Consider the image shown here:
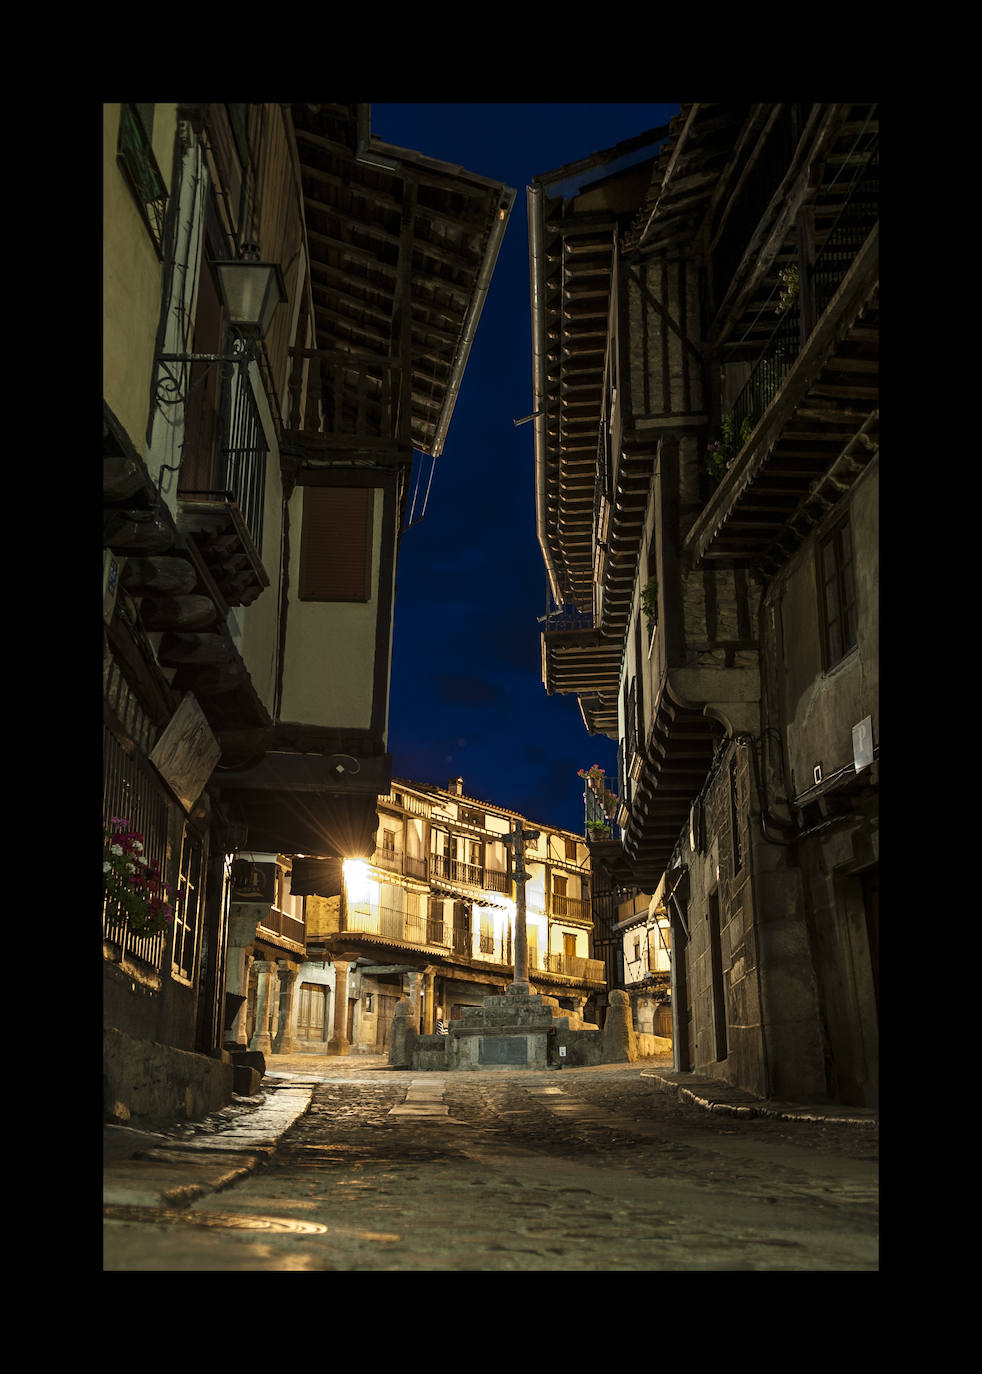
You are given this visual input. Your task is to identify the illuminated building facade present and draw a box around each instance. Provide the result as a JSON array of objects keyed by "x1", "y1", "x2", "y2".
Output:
[{"x1": 284, "y1": 777, "x2": 605, "y2": 1054}]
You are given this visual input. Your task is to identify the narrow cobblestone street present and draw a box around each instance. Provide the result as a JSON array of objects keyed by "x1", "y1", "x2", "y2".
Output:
[{"x1": 103, "y1": 1055, "x2": 877, "y2": 1271}]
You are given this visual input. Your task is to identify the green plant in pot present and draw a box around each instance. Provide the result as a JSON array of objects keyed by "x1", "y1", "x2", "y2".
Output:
[{"x1": 777, "y1": 263, "x2": 799, "y2": 313}]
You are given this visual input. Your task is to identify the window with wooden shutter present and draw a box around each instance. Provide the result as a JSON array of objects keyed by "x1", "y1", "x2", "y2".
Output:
[
  {"x1": 818, "y1": 515, "x2": 859, "y2": 669},
  {"x1": 299, "y1": 486, "x2": 375, "y2": 602}
]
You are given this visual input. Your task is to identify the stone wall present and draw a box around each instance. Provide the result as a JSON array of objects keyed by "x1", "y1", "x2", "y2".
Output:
[{"x1": 104, "y1": 1026, "x2": 234, "y2": 1130}]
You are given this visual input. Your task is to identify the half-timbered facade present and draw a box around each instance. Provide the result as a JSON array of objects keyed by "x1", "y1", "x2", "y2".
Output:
[
  {"x1": 103, "y1": 102, "x2": 513, "y2": 1123},
  {"x1": 531, "y1": 103, "x2": 878, "y2": 1107}
]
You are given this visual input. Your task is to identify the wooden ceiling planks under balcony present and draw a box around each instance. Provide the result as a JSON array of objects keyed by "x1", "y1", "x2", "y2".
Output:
[
  {"x1": 686, "y1": 230, "x2": 878, "y2": 571},
  {"x1": 714, "y1": 103, "x2": 878, "y2": 355},
  {"x1": 621, "y1": 695, "x2": 725, "y2": 879},
  {"x1": 289, "y1": 104, "x2": 513, "y2": 461}
]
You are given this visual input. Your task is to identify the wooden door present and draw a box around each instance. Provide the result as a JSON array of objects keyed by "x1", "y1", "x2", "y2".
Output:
[
  {"x1": 375, "y1": 993, "x2": 399, "y2": 1050},
  {"x1": 297, "y1": 983, "x2": 327, "y2": 1041}
]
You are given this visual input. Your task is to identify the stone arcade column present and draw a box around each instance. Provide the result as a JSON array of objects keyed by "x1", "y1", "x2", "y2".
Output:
[
  {"x1": 225, "y1": 910, "x2": 261, "y2": 1048},
  {"x1": 423, "y1": 967, "x2": 437, "y2": 1034},
  {"x1": 328, "y1": 959, "x2": 351, "y2": 1055},
  {"x1": 249, "y1": 960, "x2": 277, "y2": 1055},
  {"x1": 225, "y1": 951, "x2": 254, "y2": 1048},
  {"x1": 274, "y1": 961, "x2": 299, "y2": 1054}
]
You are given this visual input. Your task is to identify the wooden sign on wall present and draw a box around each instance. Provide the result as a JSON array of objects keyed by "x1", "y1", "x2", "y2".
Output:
[{"x1": 150, "y1": 692, "x2": 221, "y2": 812}]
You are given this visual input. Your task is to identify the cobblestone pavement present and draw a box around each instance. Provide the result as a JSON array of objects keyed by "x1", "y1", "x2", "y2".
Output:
[{"x1": 103, "y1": 1055, "x2": 877, "y2": 1271}]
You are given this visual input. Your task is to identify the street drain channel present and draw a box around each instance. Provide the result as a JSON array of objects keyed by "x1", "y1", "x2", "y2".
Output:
[{"x1": 104, "y1": 1204, "x2": 328, "y2": 1234}]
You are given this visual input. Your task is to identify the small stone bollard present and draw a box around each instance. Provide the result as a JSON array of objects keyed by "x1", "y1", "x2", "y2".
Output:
[
  {"x1": 387, "y1": 996, "x2": 418, "y2": 1069},
  {"x1": 601, "y1": 988, "x2": 638, "y2": 1063}
]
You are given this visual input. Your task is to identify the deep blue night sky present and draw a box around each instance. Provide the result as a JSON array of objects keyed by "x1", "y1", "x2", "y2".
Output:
[{"x1": 370, "y1": 103, "x2": 681, "y2": 834}]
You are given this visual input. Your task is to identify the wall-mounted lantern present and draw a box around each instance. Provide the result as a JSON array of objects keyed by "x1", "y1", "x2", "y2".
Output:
[{"x1": 155, "y1": 243, "x2": 286, "y2": 406}]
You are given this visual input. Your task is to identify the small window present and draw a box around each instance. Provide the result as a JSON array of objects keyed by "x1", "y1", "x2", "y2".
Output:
[
  {"x1": 299, "y1": 486, "x2": 375, "y2": 602},
  {"x1": 116, "y1": 103, "x2": 168, "y2": 256},
  {"x1": 818, "y1": 515, "x2": 858, "y2": 668},
  {"x1": 564, "y1": 836, "x2": 577, "y2": 860},
  {"x1": 172, "y1": 823, "x2": 204, "y2": 982}
]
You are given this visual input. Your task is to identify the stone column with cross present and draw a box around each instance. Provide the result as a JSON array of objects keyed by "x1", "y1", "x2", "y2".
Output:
[{"x1": 503, "y1": 822, "x2": 539, "y2": 995}]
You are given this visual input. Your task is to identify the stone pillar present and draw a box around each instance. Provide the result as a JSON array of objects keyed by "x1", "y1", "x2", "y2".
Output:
[
  {"x1": 406, "y1": 969, "x2": 423, "y2": 1030},
  {"x1": 602, "y1": 988, "x2": 638, "y2": 1063},
  {"x1": 224, "y1": 949, "x2": 253, "y2": 1047},
  {"x1": 250, "y1": 961, "x2": 276, "y2": 1055},
  {"x1": 274, "y1": 961, "x2": 299, "y2": 1054},
  {"x1": 328, "y1": 960, "x2": 351, "y2": 1055},
  {"x1": 388, "y1": 996, "x2": 417, "y2": 1069},
  {"x1": 225, "y1": 909, "x2": 260, "y2": 1048},
  {"x1": 423, "y1": 967, "x2": 437, "y2": 1034}
]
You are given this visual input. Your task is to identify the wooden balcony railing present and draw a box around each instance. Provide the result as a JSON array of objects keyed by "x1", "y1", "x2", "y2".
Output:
[
  {"x1": 728, "y1": 142, "x2": 878, "y2": 455},
  {"x1": 258, "y1": 906, "x2": 306, "y2": 946},
  {"x1": 286, "y1": 348, "x2": 412, "y2": 461},
  {"x1": 430, "y1": 853, "x2": 484, "y2": 887},
  {"x1": 344, "y1": 901, "x2": 604, "y2": 983},
  {"x1": 372, "y1": 848, "x2": 429, "y2": 881},
  {"x1": 545, "y1": 954, "x2": 606, "y2": 982},
  {"x1": 550, "y1": 893, "x2": 591, "y2": 921}
]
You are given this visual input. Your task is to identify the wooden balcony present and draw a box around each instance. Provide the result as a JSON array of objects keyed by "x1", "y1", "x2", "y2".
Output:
[
  {"x1": 257, "y1": 905, "x2": 306, "y2": 950},
  {"x1": 372, "y1": 847, "x2": 430, "y2": 881},
  {"x1": 549, "y1": 893, "x2": 591, "y2": 922},
  {"x1": 542, "y1": 953, "x2": 606, "y2": 984},
  {"x1": 283, "y1": 348, "x2": 414, "y2": 468},
  {"x1": 430, "y1": 853, "x2": 485, "y2": 888}
]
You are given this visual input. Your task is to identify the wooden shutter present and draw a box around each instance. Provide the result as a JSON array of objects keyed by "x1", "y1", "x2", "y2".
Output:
[{"x1": 299, "y1": 486, "x2": 374, "y2": 602}]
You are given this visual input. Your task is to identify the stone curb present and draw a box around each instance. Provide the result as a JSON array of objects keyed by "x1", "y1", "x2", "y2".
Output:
[
  {"x1": 103, "y1": 1083, "x2": 316, "y2": 1209},
  {"x1": 639, "y1": 1070, "x2": 877, "y2": 1127}
]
